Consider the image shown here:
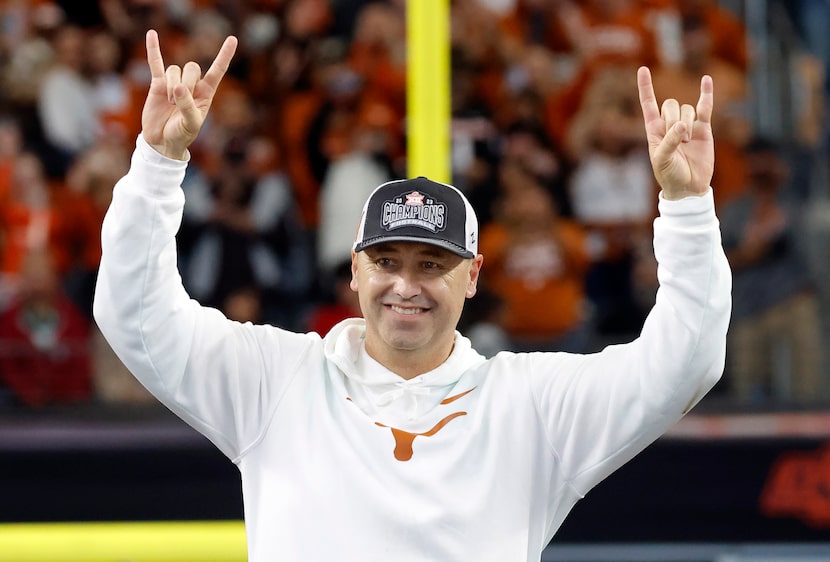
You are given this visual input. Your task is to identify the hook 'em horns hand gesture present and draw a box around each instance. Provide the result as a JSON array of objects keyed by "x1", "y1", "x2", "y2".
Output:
[
  {"x1": 638, "y1": 66, "x2": 715, "y2": 200},
  {"x1": 140, "y1": 29, "x2": 238, "y2": 160}
]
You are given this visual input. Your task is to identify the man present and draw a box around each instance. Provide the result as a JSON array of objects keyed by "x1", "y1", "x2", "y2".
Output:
[
  {"x1": 720, "y1": 137, "x2": 822, "y2": 404},
  {"x1": 94, "y1": 30, "x2": 731, "y2": 561}
]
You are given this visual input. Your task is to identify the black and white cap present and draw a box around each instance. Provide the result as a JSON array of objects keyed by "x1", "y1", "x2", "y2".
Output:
[{"x1": 353, "y1": 177, "x2": 478, "y2": 258}]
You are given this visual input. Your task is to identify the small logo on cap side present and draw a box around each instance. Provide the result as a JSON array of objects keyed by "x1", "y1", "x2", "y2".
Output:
[{"x1": 381, "y1": 191, "x2": 446, "y2": 233}]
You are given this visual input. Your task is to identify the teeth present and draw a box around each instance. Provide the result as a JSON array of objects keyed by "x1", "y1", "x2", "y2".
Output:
[{"x1": 391, "y1": 305, "x2": 424, "y2": 315}]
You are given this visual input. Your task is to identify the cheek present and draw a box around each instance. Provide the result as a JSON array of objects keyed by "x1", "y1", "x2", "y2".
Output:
[
  {"x1": 446, "y1": 271, "x2": 476, "y2": 298},
  {"x1": 442, "y1": 277, "x2": 471, "y2": 306}
]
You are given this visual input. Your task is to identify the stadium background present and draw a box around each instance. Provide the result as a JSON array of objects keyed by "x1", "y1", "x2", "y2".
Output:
[{"x1": 1, "y1": 0, "x2": 829, "y2": 560}]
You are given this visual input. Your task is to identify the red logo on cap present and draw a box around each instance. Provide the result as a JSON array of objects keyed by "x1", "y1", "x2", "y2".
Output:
[{"x1": 405, "y1": 191, "x2": 425, "y2": 206}]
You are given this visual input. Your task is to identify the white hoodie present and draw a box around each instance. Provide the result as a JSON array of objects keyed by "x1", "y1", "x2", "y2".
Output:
[{"x1": 94, "y1": 136, "x2": 731, "y2": 562}]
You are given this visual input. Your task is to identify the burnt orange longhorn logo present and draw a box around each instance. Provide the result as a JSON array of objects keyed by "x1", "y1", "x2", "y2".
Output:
[{"x1": 352, "y1": 386, "x2": 476, "y2": 462}]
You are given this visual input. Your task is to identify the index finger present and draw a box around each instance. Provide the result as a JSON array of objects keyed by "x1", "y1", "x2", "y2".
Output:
[
  {"x1": 637, "y1": 66, "x2": 660, "y2": 124},
  {"x1": 201, "y1": 36, "x2": 239, "y2": 91},
  {"x1": 696, "y1": 75, "x2": 714, "y2": 124},
  {"x1": 146, "y1": 29, "x2": 165, "y2": 79}
]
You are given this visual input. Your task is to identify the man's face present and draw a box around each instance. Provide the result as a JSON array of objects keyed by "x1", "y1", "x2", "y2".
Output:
[{"x1": 351, "y1": 242, "x2": 483, "y2": 369}]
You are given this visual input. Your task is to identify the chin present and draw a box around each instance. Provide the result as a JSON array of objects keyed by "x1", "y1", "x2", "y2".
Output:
[
  {"x1": 386, "y1": 337, "x2": 427, "y2": 352},
  {"x1": 376, "y1": 315, "x2": 445, "y2": 351}
]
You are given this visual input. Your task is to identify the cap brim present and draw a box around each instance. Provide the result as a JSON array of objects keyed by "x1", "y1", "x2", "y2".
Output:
[{"x1": 354, "y1": 235, "x2": 474, "y2": 258}]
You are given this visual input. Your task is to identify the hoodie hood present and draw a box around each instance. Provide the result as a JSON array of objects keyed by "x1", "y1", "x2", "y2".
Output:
[{"x1": 323, "y1": 318, "x2": 487, "y2": 421}]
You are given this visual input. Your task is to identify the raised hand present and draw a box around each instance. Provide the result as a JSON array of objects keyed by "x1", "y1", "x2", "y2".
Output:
[
  {"x1": 637, "y1": 66, "x2": 714, "y2": 200},
  {"x1": 141, "y1": 29, "x2": 238, "y2": 160}
]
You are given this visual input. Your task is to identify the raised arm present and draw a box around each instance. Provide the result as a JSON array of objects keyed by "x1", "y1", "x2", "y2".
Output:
[
  {"x1": 527, "y1": 67, "x2": 730, "y2": 498},
  {"x1": 94, "y1": 31, "x2": 314, "y2": 460},
  {"x1": 141, "y1": 29, "x2": 237, "y2": 159}
]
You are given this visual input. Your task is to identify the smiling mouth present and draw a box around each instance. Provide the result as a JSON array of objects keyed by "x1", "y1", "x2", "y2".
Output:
[{"x1": 389, "y1": 305, "x2": 427, "y2": 315}]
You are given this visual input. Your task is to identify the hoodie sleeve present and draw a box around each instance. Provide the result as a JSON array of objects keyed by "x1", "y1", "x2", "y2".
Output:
[
  {"x1": 93, "y1": 136, "x2": 317, "y2": 460},
  {"x1": 526, "y1": 188, "x2": 731, "y2": 496}
]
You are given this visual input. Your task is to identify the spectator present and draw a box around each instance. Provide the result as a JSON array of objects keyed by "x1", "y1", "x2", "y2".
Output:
[
  {"x1": 0, "y1": 117, "x2": 24, "y2": 206},
  {"x1": 791, "y1": 0, "x2": 830, "y2": 86},
  {"x1": 479, "y1": 176, "x2": 591, "y2": 352},
  {"x1": 305, "y1": 259, "x2": 362, "y2": 337},
  {"x1": 180, "y1": 135, "x2": 312, "y2": 329},
  {"x1": 54, "y1": 140, "x2": 131, "y2": 316},
  {"x1": 567, "y1": 64, "x2": 654, "y2": 339},
  {"x1": 277, "y1": 39, "x2": 356, "y2": 228},
  {"x1": 223, "y1": 286, "x2": 264, "y2": 325},
  {"x1": 268, "y1": 0, "x2": 335, "y2": 228},
  {"x1": 456, "y1": 283, "x2": 510, "y2": 359},
  {"x1": 500, "y1": 120, "x2": 570, "y2": 217},
  {"x1": 88, "y1": 29, "x2": 142, "y2": 144},
  {"x1": 36, "y1": 24, "x2": 99, "y2": 174},
  {"x1": 451, "y1": 0, "x2": 507, "y2": 115},
  {"x1": 559, "y1": 0, "x2": 660, "y2": 75},
  {"x1": 317, "y1": 125, "x2": 392, "y2": 278},
  {"x1": 720, "y1": 137, "x2": 825, "y2": 406},
  {"x1": 268, "y1": 0, "x2": 335, "y2": 95},
  {"x1": 674, "y1": 0, "x2": 751, "y2": 72},
  {"x1": 494, "y1": 45, "x2": 576, "y2": 155},
  {"x1": 0, "y1": 247, "x2": 92, "y2": 408},
  {"x1": 447, "y1": 46, "x2": 500, "y2": 225},
  {"x1": 0, "y1": 151, "x2": 55, "y2": 301},
  {"x1": 99, "y1": 0, "x2": 177, "y2": 47},
  {"x1": 0, "y1": 2, "x2": 62, "y2": 113},
  {"x1": 497, "y1": 0, "x2": 576, "y2": 64},
  {"x1": 500, "y1": 0, "x2": 662, "y2": 152},
  {"x1": 347, "y1": 1, "x2": 406, "y2": 119}
]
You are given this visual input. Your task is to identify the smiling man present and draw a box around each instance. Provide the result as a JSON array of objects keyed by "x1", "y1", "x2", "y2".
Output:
[
  {"x1": 94, "y1": 30, "x2": 731, "y2": 562},
  {"x1": 351, "y1": 177, "x2": 484, "y2": 378}
]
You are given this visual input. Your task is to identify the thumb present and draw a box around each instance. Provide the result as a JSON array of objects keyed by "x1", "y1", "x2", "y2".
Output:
[
  {"x1": 172, "y1": 83, "x2": 202, "y2": 137},
  {"x1": 652, "y1": 121, "x2": 686, "y2": 164}
]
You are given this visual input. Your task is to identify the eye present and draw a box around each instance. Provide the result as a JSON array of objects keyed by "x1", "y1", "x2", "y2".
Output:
[
  {"x1": 375, "y1": 257, "x2": 395, "y2": 268},
  {"x1": 422, "y1": 261, "x2": 441, "y2": 271}
]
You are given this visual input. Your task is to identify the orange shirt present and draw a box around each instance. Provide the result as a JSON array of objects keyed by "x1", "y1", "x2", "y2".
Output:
[
  {"x1": 561, "y1": 0, "x2": 660, "y2": 71},
  {"x1": 479, "y1": 220, "x2": 590, "y2": 339},
  {"x1": 698, "y1": 5, "x2": 751, "y2": 72},
  {"x1": 278, "y1": 90, "x2": 325, "y2": 227},
  {"x1": 50, "y1": 186, "x2": 104, "y2": 275},
  {"x1": 0, "y1": 203, "x2": 53, "y2": 276}
]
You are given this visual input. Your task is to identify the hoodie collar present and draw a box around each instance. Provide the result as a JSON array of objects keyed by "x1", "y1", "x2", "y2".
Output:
[{"x1": 324, "y1": 318, "x2": 486, "y2": 389}]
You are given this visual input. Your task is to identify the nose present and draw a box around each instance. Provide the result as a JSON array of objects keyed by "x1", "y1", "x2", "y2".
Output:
[{"x1": 392, "y1": 268, "x2": 421, "y2": 300}]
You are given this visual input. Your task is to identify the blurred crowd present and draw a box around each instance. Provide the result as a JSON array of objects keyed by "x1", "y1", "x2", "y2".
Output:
[{"x1": 0, "y1": 0, "x2": 827, "y2": 412}]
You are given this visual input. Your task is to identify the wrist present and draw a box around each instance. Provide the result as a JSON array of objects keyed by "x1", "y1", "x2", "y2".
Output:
[
  {"x1": 660, "y1": 189, "x2": 708, "y2": 201},
  {"x1": 160, "y1": 148, "x2": 188, "y2": 161},
  {"x1": 136, "y1": 134, "x2": 190, "y2": 167},
  {"x1": 140, "y1": 132, "x2": 188, "y2": 161}
]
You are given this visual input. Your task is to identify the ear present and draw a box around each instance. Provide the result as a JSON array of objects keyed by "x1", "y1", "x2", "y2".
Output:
[
  {"x1": 465, "y1": 254, "x2": 484, "y2": 299},
  {"x1": 349, "y1": 251, "x2": 359, "y2": 292}
]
